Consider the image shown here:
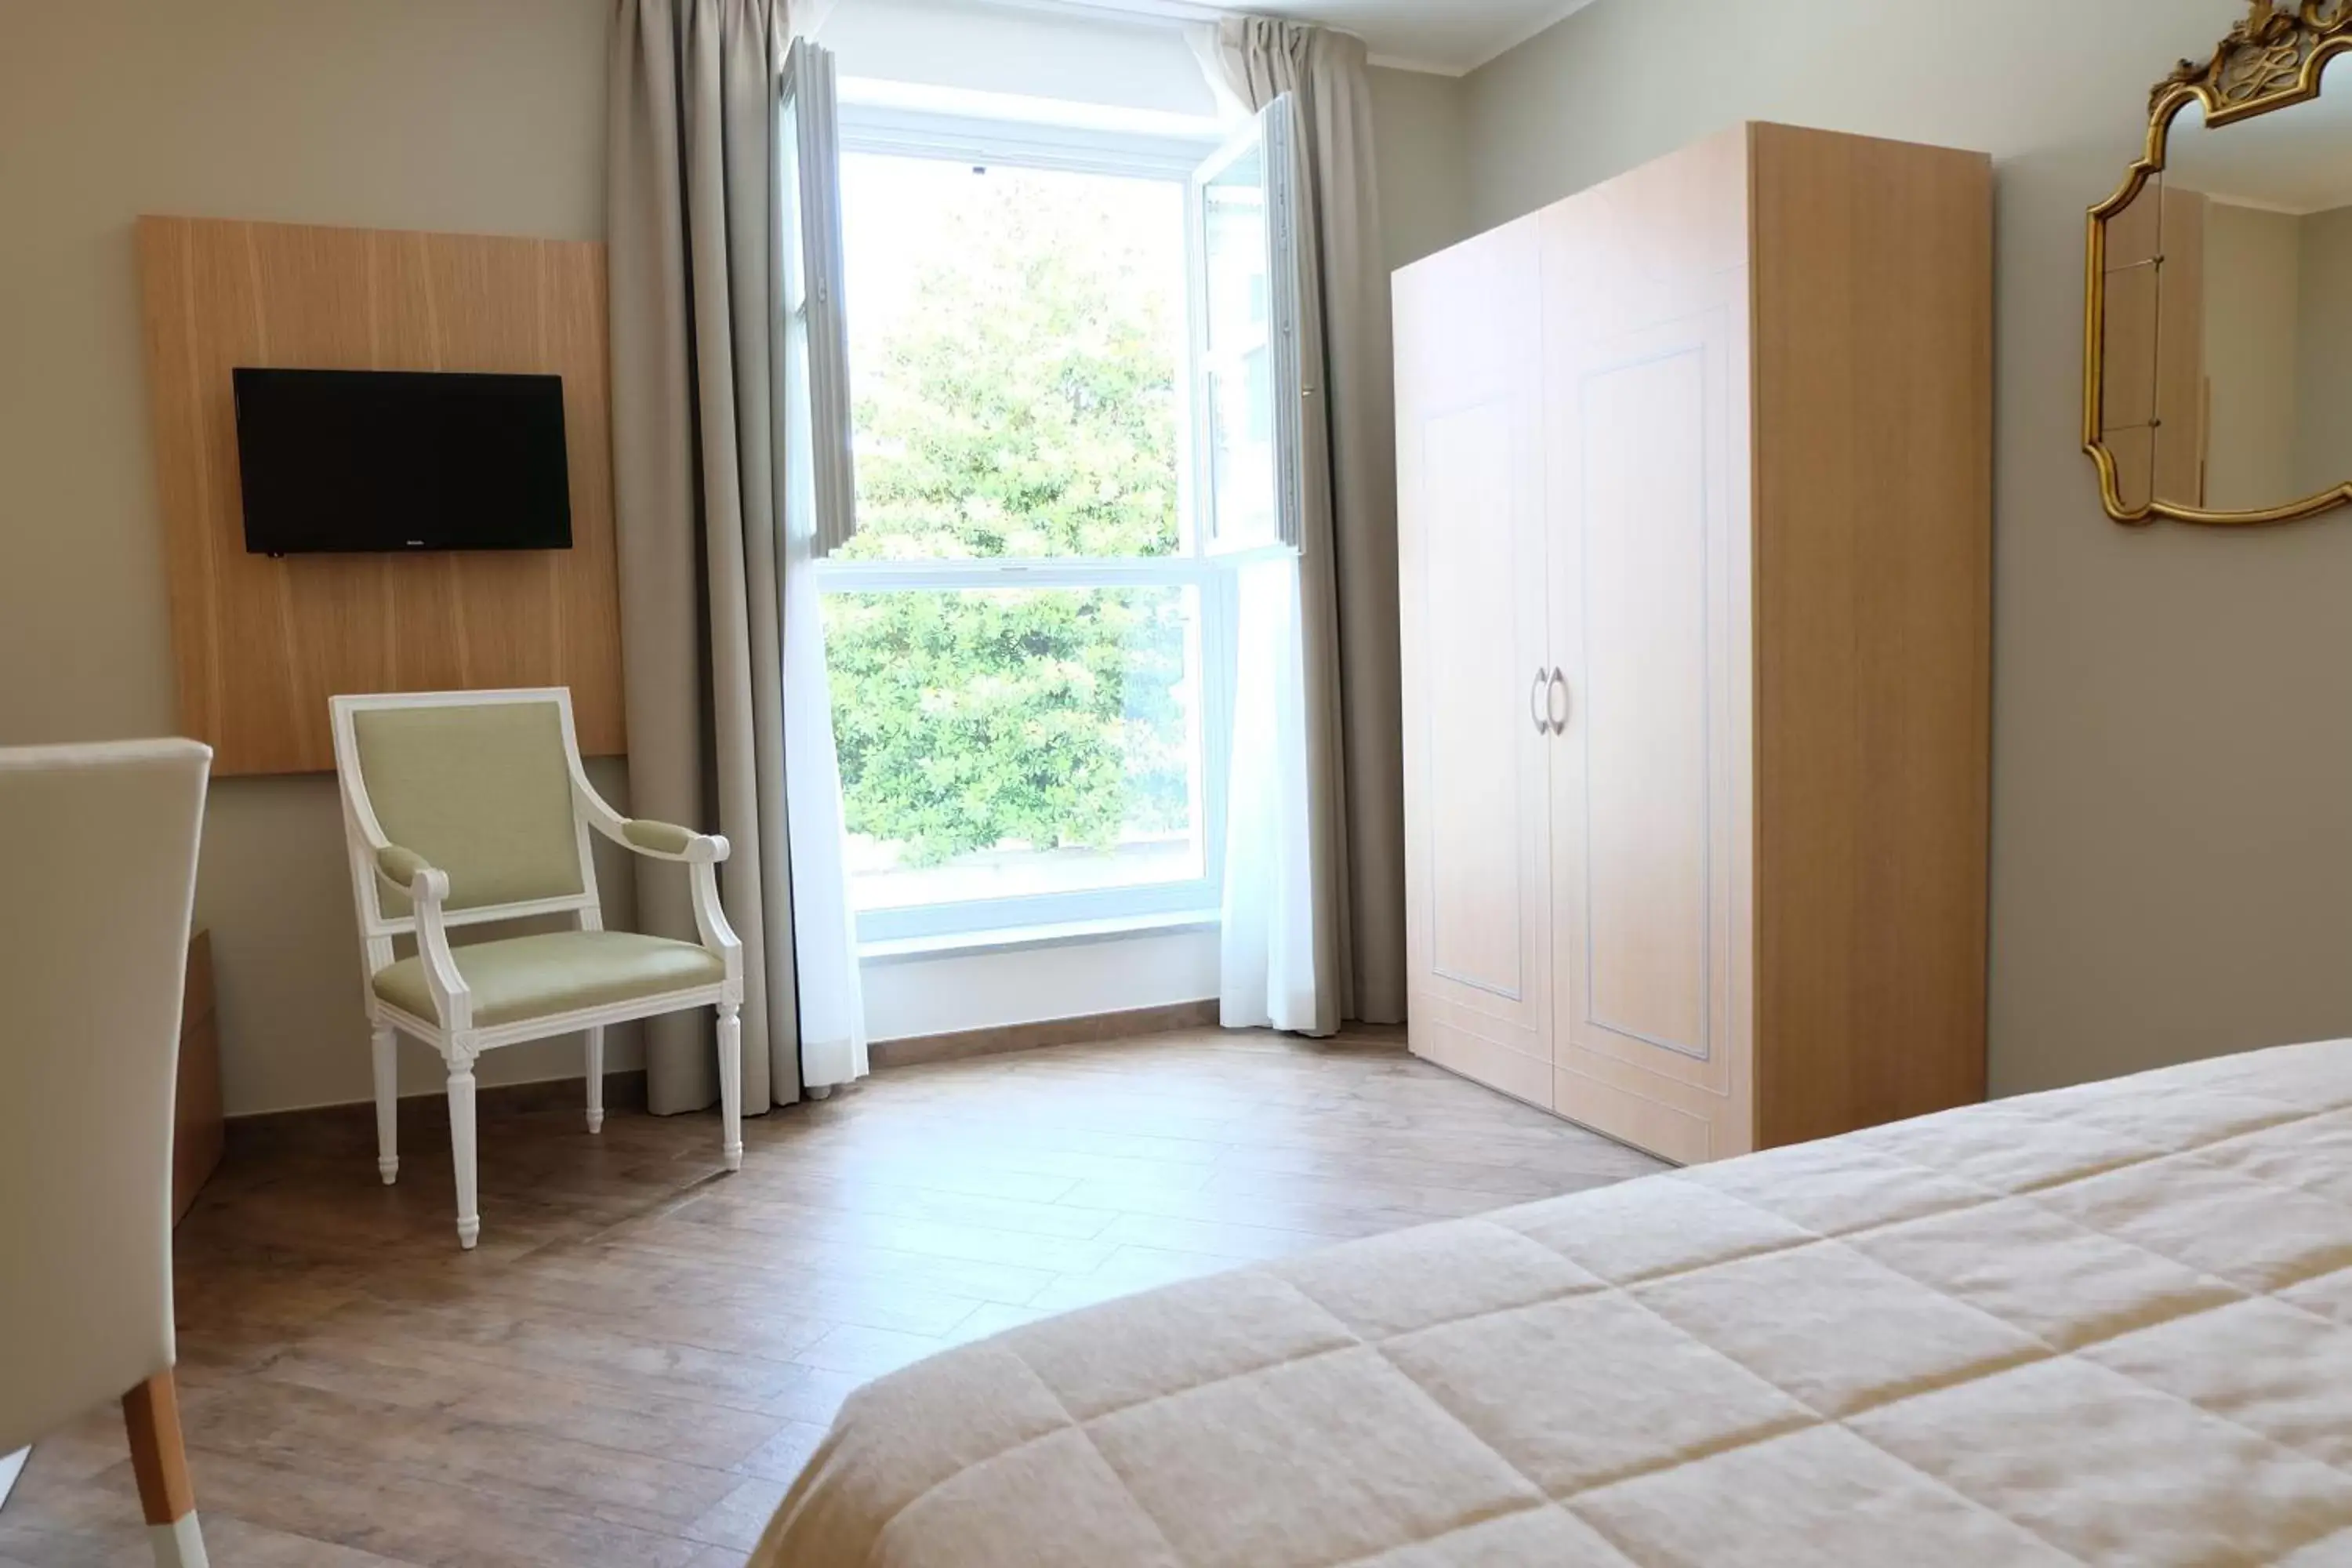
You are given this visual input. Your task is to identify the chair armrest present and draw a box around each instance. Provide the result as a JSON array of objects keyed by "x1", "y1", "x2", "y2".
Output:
[
  {"x1": 609, "y1": 815, "x2": 731, "y2": 865},
  {"x1": 562, "y1": 769, "x2": 736, "y2": 990},
  {"x1": 622, "y1": 818, "x2": 731, "y2": 862},
  {"x1": 568, "y1": 771, "x2": 729, "y2": 864},
  {"x1": 374, "y1": 843, "x2": 448, "y2": 902},
  {"x1": 619, "y1": 819, "x2": 742, "y2": 983},
  {"x1": 622, "y1": 818, "x2": 695, "y2": 855},
  {"x1": 688, "y1": 855, "x2": 742, "y2": 990},
  {"x1": 368, "y1": 844, "x2": 469, "y2": 1028}
]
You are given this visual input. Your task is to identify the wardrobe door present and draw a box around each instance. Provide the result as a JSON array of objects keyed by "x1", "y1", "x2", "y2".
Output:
[
  {"x1": 1396, "y1": 216, "x2": 1554, "y2": 1109},
  {"x1": 1544, "y1": 131, "x2": 1755, "y2": 1162}
]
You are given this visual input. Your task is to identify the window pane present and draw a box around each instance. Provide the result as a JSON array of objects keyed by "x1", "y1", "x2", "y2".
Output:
[
  {"x1": 778, "y1": 101, "x2": 807, "y2": 318},
  {"x1": 838, "y1": 154, "x2": 1186, "y2": 560},
  {"x1": 1201, "y1": 140, "x2": 1279, "y2": 547},
  {"x1": 1203, "y1": 143, "x2": 1268, "y2": 355},
  {"x1": 777, "y1": 98, "x2": 822, "y2": 546},
  {"x1": 1207, "y1": 351, "x2": 1277, "y2": 547},
  {"x1": 825, "y1": 585, "x2": 1205, "y2": 909}
]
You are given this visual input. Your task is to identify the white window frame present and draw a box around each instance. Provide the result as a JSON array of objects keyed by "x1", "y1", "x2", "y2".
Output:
[
  {"x1": 1192, "y1": 96, "x2": 1310, "y2": 555},
  {"x1": 822, "y1": 98, "x2": 1236, "y2": 949},
  {"x1": 780, "y1": 40, "x2": 858, "y2": 557}
]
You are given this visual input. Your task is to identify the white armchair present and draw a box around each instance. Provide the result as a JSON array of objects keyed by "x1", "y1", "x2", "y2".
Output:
[
  {"x1": 0, "y1": 738, "x2": 213, "y2": 1566},
  {"x1": 328, "y1": 688, "x2": 744, "y2": 1250}
]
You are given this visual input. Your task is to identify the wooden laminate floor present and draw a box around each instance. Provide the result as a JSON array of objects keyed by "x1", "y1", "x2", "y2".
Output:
[{"x1": 4, "y1": 1029, "x2": 1664, "y2": 1567}]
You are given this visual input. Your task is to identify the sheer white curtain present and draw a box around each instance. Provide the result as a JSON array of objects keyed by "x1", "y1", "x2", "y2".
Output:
[
  {"x1": 781, "y1": 525, "x2": 866, "y2": 1090},
  {"x1": 1219, "y1": 556, "x2": 1337, "y2": 1033}
]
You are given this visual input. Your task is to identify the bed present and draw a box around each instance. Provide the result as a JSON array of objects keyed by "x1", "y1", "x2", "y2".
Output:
[{"x1": 753, "y1": 1039, "x2": 2352, "y2": 1566}]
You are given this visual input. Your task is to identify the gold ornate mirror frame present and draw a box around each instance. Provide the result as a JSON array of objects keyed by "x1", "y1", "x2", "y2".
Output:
[{"x1": 2086, "y1": 0, "x2": 2352, "y2": 525}]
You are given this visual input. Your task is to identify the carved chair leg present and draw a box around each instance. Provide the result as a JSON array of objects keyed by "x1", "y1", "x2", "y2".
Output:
[
  {"x1": 585, "y1": 1025, "x2": 605, "y2": 1134},
  {"x1": 448, "y1": 1058, "x2": 480, "y2": 1249},
  {"x1": 717, "y1": 1002, "x2": 744, "y2": 1172},
  {"x1": 370, "y1": 1025, "x2": 399, "y2": 1184},
  {"x1": 122, "y1": 1370, "x2": 209, "y2": 1568}
]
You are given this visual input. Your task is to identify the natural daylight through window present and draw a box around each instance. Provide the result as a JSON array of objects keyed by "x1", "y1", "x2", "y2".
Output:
[{"x1": 818, "y1": 123, "x2": 1237, "y2": 946}]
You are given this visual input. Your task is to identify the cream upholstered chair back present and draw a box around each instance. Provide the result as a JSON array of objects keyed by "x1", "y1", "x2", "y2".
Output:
[
  {"x1": 338, "y1": 691, "x2": 597, "y2": 928},
  {"x1": 0, "y1": 739, "x2": 210, "y2": 1456}
]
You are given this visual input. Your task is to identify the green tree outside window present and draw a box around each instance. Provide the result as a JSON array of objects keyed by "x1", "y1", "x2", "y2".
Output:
[{"x1": 826, "y1": 170, "x2": 1192, "y2": 869}]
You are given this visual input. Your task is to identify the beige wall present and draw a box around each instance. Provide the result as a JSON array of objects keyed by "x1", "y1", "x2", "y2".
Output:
[
  {"x1": 1366, "y1": 66, "x2": 1472, "y2": 270},
  {"x1": 1462, "y1": 0, "x2": 2352, "y2": 1094},
  {"x1": 0, "y1": 0, "x2": 641, "y2": 1114}
]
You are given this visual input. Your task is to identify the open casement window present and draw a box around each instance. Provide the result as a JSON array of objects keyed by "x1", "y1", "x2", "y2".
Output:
[
  {"x1": 1191, "y1": 93, "x2": 1311, "y2": 556},
  {"x1": 778, "y1": 37, "x2": 856, "y2": 555},
  {"x1": 815, "y1": 91, "x2": 1243, "y2": 949}
]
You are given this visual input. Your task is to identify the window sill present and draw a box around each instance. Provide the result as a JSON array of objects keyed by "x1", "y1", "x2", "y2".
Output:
[{"x1": 858, "y1": 909, "x2": 1219, "y2": 966}]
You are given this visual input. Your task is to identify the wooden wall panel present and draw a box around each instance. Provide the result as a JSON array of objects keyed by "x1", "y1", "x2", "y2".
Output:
[{"x1": 136, "y1": 216, "x2": 625, "y2": 775}]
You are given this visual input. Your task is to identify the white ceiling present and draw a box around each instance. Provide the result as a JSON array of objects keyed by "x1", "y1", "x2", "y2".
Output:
[{"x1": 967, "y1": 0, "x2": 1600, "y2": 74}]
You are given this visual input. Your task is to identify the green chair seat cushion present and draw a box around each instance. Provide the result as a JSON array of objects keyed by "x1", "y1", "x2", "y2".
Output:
[{"x1": 372, "y1": 931, "x2": 726, "y2": 1026}]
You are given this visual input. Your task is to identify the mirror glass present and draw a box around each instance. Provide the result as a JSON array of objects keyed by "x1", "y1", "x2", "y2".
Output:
[{"x1": 2098, "y1": 52, "x2": 2352, "y2": 515}]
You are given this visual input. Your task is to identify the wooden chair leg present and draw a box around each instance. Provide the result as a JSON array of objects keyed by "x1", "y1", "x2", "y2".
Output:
[
  {"x1": 448, "y1": 1058, "x2": 480, "y2": 1249},
  {"x1": 585, "y1": 1025, "x2": 606, "y2": 1134},
  {"x1": 371, "y1": 1025, "x2": 399, "y2": 1185},
  {"x1": 717, "y1": 1001, "x2": 744, "y2": 1172},
  {"x1": 122, "y1": 1370, "x2": 209, "y2": 1568}
]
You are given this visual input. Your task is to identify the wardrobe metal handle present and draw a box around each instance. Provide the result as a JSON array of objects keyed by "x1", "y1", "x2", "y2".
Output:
[
  {"x1": 1548, "y1": 669, "x2": 1570, "y2": 733},
  {"x1": 1530, "y1": 669, "x2": 1549, "y2": 735}
]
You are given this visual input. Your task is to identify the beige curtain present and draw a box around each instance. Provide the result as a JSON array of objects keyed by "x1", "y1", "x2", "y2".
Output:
[
  {"x1": 608, "y1": 0, "x2": 803, "y2": 1111},
  {"x1": 1203, "y1": 17, "x2": 1407, "y2": 1024}
]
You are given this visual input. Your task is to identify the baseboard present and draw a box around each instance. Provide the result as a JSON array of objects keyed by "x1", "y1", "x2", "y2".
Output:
[
  {"x1": 219, "y1": 1010, "x2": 1406, "y2": 1139},
  {"x1": 870, "y1": 998, "x2": 1223, "y2": 1070},
  {"x1": 227, "y1": 1069, "x2": 652, "y2": 1149}
]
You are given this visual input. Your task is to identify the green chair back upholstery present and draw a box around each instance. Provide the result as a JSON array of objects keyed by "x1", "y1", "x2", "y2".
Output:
[{"x1": 351, "y1": 700, "x2": 585, "y2": 914}]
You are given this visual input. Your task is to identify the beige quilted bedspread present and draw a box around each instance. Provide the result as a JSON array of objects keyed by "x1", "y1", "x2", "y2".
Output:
[{"x1": 753, "y1": 1040, "x2": 2352, "y2": 1566}]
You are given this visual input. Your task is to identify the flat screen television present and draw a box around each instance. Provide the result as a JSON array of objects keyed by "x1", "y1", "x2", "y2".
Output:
[{"x1": 231, "y1": 368, "x2": 573, "y2": 555}]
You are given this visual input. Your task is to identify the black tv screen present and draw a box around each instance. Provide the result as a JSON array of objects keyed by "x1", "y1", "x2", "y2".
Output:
[{"x1": 232, "y1": 368, "x2": 572, "y2": 554}]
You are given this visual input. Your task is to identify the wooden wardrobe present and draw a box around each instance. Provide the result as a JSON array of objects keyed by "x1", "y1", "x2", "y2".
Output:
[{"x1": 1394, "y1": 122, "x2": 1992, "y2": 1164}]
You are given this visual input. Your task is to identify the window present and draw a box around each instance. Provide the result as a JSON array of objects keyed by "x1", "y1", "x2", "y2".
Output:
[{"x1": 820, "y1": 97, "x2": 1243, "y2": 946}]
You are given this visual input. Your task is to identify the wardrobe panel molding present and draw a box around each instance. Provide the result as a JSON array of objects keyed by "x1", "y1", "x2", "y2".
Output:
[{"x1": 1394, "y1": 215, "x2": 1555, "y2": 1103}]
